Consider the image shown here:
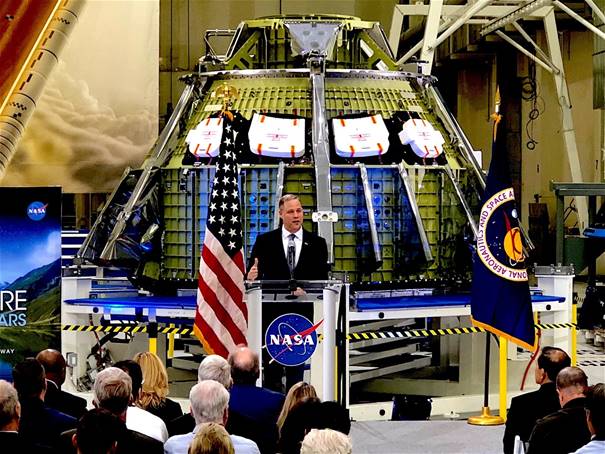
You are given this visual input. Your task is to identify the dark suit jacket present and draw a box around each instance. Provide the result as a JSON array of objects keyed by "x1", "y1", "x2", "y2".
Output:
[
  {"x1": 60, "y1": 426, "x2": 163, "y2": 454},
  {"x1": 44, "y1": 380, "x2": 87, "y2": 419},
  {"x1": 527, "y1": 397, "x2": 591, "y2": 454},
  {"x1": 248, "y1": 228, "x2": 329, "y2": 281},
  {"x1": 144, "y1": 397, "x2": 183, "y2": 425},
  {"x1": 230, "y1": 384, "x2": 284, "y2": 426},
  {"x1": 19, "y1": 397, "x2": 77, "y2": 450},
  {"x1": 503, "y1": 382, "x2": 561, "y2": 454},
  {"x1": 168, "y1": 408, "x2": 277, "y2": 454},
  {"x1": 0, "y1": 431, "x2": 53, "y2": 452}
]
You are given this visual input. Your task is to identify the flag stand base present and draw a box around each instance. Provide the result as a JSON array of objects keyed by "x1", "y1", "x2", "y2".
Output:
[{"x1": 467, "y1": 406, "x2": 504, "y2": 426}]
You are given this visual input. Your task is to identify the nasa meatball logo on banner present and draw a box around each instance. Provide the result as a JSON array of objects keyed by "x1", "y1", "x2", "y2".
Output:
[
  {"x1": 265, "y1": 313, "x2": 323, "y2": 366},
  {"x1": 27, "y1": 201, "x2": 48, "y2": 221}
]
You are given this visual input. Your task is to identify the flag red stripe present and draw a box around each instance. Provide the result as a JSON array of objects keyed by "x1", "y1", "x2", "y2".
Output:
[
  {"x1": 198, "y1": 276, "x2": 247, "y2": 346},
  {"x1": 194, "y1": 309, "x2": 229, "y2": 357},
  {"x1": 201, "y1": 246, "x2": 246, "y2": 317},
  {"x1": 199, "y1": 250, "x2": 247, "y2": 331},
  {"x1": 232, "y1": 249, "x2": 245, "y2": 275}
]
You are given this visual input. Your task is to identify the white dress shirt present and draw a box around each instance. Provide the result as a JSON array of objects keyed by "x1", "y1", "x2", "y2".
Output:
[
  {"x1": 281, "y1": 226, "x2": 302, "y2": 268},
  {"x1": 126, "y1": 405, "x2": 169, "y2": 442}
]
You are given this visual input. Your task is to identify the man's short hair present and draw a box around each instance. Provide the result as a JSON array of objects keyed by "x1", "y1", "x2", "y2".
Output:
[
  {"x1": 75, "y1": 408, "x2": 126, "y2": 454},
  {"x1": 585, "y1": 383, "x2": 605, "y2": 437},
  {"x1": 228, "y1": 347, "x2": 259, "y2": 385},
  {"x1": 36, "y1": 349, "x2": 66, "y2": 380},
  {"x1": 197, "y1": 355, "x2": 231, "y2": 388},
  {"x1": 538, "y1": 347, "x2": 571, "y2": 381},
  {"x1": 278, "y1": 194, "x2": 299, "y2": 209},
  {"x1": 556, "y1": 366, "x2": 588, "y2": 391},
  {"x1": 12, "y1": 358, "x2": 45, "y2": 400},
  {"x1": 94, "y1": 367, "x2": 132, "y2": 415},
  {"x1": 300, "y1": 428, "x2": 352, "y2": 454},
  {"x1": 189, "y1": 422, "x2": 234, "y2": 454},
  {"x1": 0, "y1": 380, "x2": 19, "y2": 429},
  {"x1": 114, "y1": 360, "x2": 143, "y2": 400},
  {"x1": 190, "y1": 380, "x2": 230, "y2": 425}
]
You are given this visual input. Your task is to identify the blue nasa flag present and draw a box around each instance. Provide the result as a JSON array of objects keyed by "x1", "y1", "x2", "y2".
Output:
[{"x1": 470, "y1": 112, "x2": 536, "y2": 351}]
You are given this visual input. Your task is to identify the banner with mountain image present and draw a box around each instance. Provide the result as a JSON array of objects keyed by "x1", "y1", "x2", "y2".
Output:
[{"x1": 0, "y1": 187, "x2": 62, "y2": 380}]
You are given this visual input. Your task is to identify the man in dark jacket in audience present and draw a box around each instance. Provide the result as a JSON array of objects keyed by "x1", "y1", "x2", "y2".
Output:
[
  {"x1": 0, "y1": 379, "x2": 52, "y2": 452},
  {"x1": 503, "y1": 346, "x2": 571, "y2": 454},
  {"x1": 228, "y1": 346, "x2": 284, "y2": 426},
  {"x1": 36, "y1": 349, "x2": 87, "y2": 419},
  {"x1": 12, "y1": 358, "x2": 76, "y2": 450},
  {"x1": 527, "y1": 366, "x2": 591, "y2": 454}
]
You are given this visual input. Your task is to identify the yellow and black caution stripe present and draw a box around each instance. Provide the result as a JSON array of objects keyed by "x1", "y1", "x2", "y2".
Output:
[
  {"x1": 62, "y1": 324, "x2": 195, "y2": 336},
  {"x1": 62, "y1": 322, "x2": 576, "y2": 340},
  {"x1": 347, "y1": 322, "x2": 576, "y2": 342}
]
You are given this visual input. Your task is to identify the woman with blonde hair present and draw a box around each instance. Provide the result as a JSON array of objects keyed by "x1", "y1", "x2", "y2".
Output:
[
  {"x1": 188, "y1": 422, "x2": 234, "y2": 454},
  {"x1": 133, "y1": 351, "x2": 183, "y2": 424},
  {"x1": 276, "y1": 381, "x2": 317, "y2": 434}
]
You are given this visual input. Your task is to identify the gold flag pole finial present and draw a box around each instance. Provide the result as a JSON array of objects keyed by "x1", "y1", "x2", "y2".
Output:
[
  {"x1": 491, "y1": 86, "x2": 502, "y2": 141},
  {"x1": 212, "y1": 83, "x2": 239, "y2": 120}
]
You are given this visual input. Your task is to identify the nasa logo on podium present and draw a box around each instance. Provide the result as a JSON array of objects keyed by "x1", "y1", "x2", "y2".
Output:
[{"x1": 265, "y1": 313, "x2": 323, "y2": 367}]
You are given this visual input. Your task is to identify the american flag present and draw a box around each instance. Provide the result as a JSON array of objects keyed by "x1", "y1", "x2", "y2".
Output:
[{"x1": 194, "y1": 114, "x2": 248, "y2": 357}]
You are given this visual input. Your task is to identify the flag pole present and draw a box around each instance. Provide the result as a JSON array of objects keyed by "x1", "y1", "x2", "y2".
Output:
[
  {"x1": 468, "y1": 87, "x2": 504, "y2": 426},
  {"x1": 467, "y1": 333, "x2": 504, "y2": 425}
]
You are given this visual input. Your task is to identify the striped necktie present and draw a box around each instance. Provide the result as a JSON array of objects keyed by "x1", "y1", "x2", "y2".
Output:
[{"x1": 287, "y1": 233, "x2": 296, "y2": 275}]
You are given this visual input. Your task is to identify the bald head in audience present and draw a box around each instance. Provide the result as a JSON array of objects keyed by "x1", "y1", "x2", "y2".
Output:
[
  {"x1": 228, "y1": 347, "x2": 259, "y2": 385},
  {"x1": 535, "y1": 347, "x2": 571, "y2": 384},
  {"x1": 556, "y1": 366, "x2": 588, "y2": 406},
  {"x1": 36, "y1": 349, "x2": 66, "y2": 387}
]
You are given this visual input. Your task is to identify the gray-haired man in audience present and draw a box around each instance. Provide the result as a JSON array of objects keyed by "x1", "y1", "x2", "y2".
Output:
[
  {"x1": 527, "y1": 366, "x2": 591, "y2": 454},
  {"x1": 164, "y1": 379, "x2": 259, "y2": 454},
  {"x1": 60, "y1": 367, "x2": 163, "y2": 453}
]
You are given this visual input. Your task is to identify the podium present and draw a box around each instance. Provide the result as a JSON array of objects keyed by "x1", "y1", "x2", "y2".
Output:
[{"x1": 245, "y1": 280, "x2": 342, "y2": 401}]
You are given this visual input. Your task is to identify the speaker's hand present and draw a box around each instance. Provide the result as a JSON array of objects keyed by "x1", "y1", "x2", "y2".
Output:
[{"x1": 247, "y1": 258, "x2": 259, "y2": 280}]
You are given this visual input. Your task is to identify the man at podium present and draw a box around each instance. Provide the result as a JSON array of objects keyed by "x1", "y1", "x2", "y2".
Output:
[
  {"x1": 246, "y1": 194, "x2": 329, "y2": 283},
  {"x1": 246, "y1": 194, "x2": 329, "y2": 392}
]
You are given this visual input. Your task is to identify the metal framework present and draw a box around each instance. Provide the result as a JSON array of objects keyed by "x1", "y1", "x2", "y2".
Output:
[{"x1": 389, "y1": 0, "x2": 605, "y2": 231}]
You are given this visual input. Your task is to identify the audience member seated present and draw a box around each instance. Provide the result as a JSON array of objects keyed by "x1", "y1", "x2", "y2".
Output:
[
  {"x1": 12, "y1": 357, "x2": 76, "y2": 449},
  {"x1": 572, "y1": 383, "x2": 605, "y2": 453},
  {"x1": 71, "y1": 408, "x2": 126, "y2": 454},
  {"x1": 0, "y1": 379, "x2": 51, "y2": 452},
  {"x1": 228, "y1": 346, "x2": 284, "y2": 426},
  {"x1": 318, "y1": 401, "x2": 351, "y2": 435},
  {"x1": 36, "y1": 349, "x2": 87, "y2": 419},
  {"x1": 300, "y1": 428, "x2": 352, "y2": 454},
  {"x1": 503, "y1": 346, "x2": 571, "y2": 454},
  {"x1": 134, "y1": 352, "x2": 183, "y2": 425},
  {"x1": 60, "y1": 367, "x2": 163, "y2": 454},
  {"x1": 164, "y1": 380, "x2": 260, "y2": 454},
  {"x1": 277, "y1": 382, "x2": 318, "y2": 436},
  {"x1": 278, "y1": 397, "x2": 323, "y2": 454},
  {"x1": 168, "y1": 355, "x2": 274, "y2": 453},
  {"x1": 527, "y1": 366, "x2": 591, "y2": 454},
  {"x1": 114, "y1": 359, "x2": 168, "y2": 442},
  {"x1": 189, "y1": 422, "x2": 235, "y2": 454}
]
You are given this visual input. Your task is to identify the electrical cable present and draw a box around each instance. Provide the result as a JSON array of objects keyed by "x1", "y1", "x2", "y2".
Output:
[{"x1": 520, "y1": 62, "x2": 545, "y2": 151}]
